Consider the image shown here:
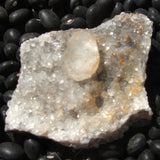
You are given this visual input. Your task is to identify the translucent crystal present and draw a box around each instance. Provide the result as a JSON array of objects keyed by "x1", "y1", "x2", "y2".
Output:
[{"x1": 5, "y1": 13, "x2": 153, "y2": 148}]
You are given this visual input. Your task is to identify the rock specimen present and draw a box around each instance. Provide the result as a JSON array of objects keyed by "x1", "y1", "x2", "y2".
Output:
[{"x1": 5, "y1": 13, "x2": 153, "y2": 148}]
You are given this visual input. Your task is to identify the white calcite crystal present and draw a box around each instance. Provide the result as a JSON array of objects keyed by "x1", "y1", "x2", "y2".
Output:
[{"x1": 5, "y1": 13, "x2": 153, "y2": 148}]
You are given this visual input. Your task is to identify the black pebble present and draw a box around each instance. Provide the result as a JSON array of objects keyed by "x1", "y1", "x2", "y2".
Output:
[
  {"x1": 0, "y1": 60, "x2": 19, "y2": 76},
  {"x1": 5, "y1": 72, "x2": 19, "y2": 90},
  {"x1": 0, "y1": 105, "x2": 8, "y2": 122},
  {"x1": 19, "y1": 32, "x2": 40, "y2": 45},
  {"x1": 25, "y1": 18, "x2": 45, "y2": 33},
  {"x1": 60, "y1": 17, "x2": 86, "y2": 30},
  {"x1": 134, "y1": 0, "x2": 148, "y2": 7},
  {"x1": 123, "y1": 0, "x2": 136, "y2": 11},
  {"x1": 86, "y1": 3, "x2": 102, "y2": 28},
  {"x1": 3, "y1": 90, "x2": 13, "y2": 103},
  {"x1": 5, "y1": 0, "x2": 21, "y2": 12},
  {"x1": 137, "y1": 149, "x2": 155, "y2": 160},
  {"x1": 148, "y1": 127, "x2": 160, "y2": 139},
  {"x1": 111, "y1": 2, "x2": 123, "y2": 18},
  {"x1": 0, "y1": 142, "x2": 24, "y2": 160},
  {"x1": 134, "y1": 8, "x2": 148, "y2": 16},
  {"x1": 3, "y1": 28, "x2": 21, "y2": 44},
  {"x1": 0, "y1": 6, "x2": 8, "y2": 25},
  {"x1": 73, "y1": 6, "x2": 87, "y2": 19},
  {"x1": 152, "y1": 0, "x2": 160, "y2": 11},
  {"x1": 24, "y1": 139, "x2": 41, "y2": 160},
  {"x1": 38, "y1": 9, "x2": 60, "y2": 31},
  {"x1": 127, "y1": 133, "x2": 146, "y2": 156},
  {"x1": 0, "y1": 75, "x2": 5, "y2": 92},
  {"x1": 148, "y1": 7, "x2": 160, "y2": 26},
  {"x1": 4, "y1": 43, "x2": 18, "y2": 60},
  {"x1": 149, "y1": 140, "x2": 160, "y2": 158},
  {"x1": 9, "y1": 8, "x2": 31, "y2": 25},
  {"x1": 82, "y1": 0, "x2": 96, "y2": 7},
  {"x1": 70, "y1": 0, "x2": 81, "y2": 10},
  {"x1": 61, "y1": 14, "x2": 75, "y2": 23}
]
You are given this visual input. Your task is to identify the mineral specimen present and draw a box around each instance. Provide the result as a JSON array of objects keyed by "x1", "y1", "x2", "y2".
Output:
[{"x1": 5, "y1": 13, "x2": 153, "y2": 148}]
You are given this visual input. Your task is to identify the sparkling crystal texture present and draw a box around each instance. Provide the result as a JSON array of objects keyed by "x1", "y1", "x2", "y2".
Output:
[{"x1": 5, "y1": 13, "x2": 153, "y2": 148}]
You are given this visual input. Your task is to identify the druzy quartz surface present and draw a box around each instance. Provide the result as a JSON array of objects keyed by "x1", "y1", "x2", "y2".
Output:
[{"x1": 5, "y1": 13, "x2": 153, "y2": 148}]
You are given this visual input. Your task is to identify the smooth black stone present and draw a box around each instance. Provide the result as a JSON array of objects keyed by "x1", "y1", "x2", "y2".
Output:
[
  {"x1": 19, "y1": 32, "x2": 40, "y2": 45},
  {"x1": 134, "y1": 8, "x2": 148, "y2": 16},
  {"x1": 9, "y1": 8, "x2": 31, "y2": 25},
  {"x1": 25, "y1": 18, "x2": 45, "y2": 33},
  {"x1": 123, "y1": 0, "x2": 136, "y2": 11},
  {"x1": 134, "y1": 0, "x2": 148, "y2": 7},
  {"x1": 0, "y1": 6, "x2": 8, "y2": 25},
  {"x1": 73, "y1": 6, "x2": 87, "y2": 19},
  {"x1": 24, "y1": 139, "x2": 41, "y2": 160},
  {"x1": 148, "y1": 7, "x2": 160, "y2": 25},
  {"x1": 149, "y1": 140, "x2": 160, "y2": 158},
  {"x1": 4, "y1": 43, "x2": 18, "y2": 60},
  {"x1": 38, "y1": 9, "x2": 60, "y2": 31},
  {"x1": 148, "y1": 127, "x2": 160, "y2": 139},
  {"x1": 82, "y1": 0, "x2": 96, "y2": 7},
  {"x1": 0, "y1": 105, "x2": 8, "y2": 122},
  {"x1": 86, "y1": 3, "x2": 103, "y2": 28},
  {"x1": 61, "y1": 14, "x2": 75, "y2": 23},
  {"x1": 152, "y1": 0, "x2": 160, "y2": 11},
  {"x1": 70, "y1": 0, "x2": 81, "y2": 10},
  {"x1": 137, "y1": 149, "x2": 155, "y2": 160},
  {"x1": 4, "y1": 0, "x2": 23, "y2": 12},
  {"x1": 3, "y1": 90, "x2": 13, "y2": 103},
  {"x1": 5, "y1": 72, "x2": 18, "y2": 90},
  {"x1": 0, "y1": 42, "x2": 5, "y2": 62},
  {"x1": 111, "y1": 2, "x2": 123, "y2": 18},
  {"x1": 124, "y1": 157, "x2": 136, "y2": 160},
  {"x1": 0, "y1": 142, "x2": 24, "y2": 160},
  {"x1": 0, "y1": 75, "x2": 5, "y2": 92},
  {"x1": 156, "y1": 31, "x2": 160, "y2": 43},
  {"x1": 127, "y1": 133, "x2": 146, "y2": 156},
  {"x1": 60, "y1": 17, "x2": 86, "y2": 30},
  {"x1": 3, "y1": 28, "x2": 21, "y2": 44},
  {"x1": 0, "y1": 61, "x2": 19, "y2": 76}
]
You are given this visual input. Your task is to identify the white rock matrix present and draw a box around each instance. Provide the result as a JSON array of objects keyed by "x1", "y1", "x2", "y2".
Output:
[{"x1": 5, "y1": 13, "x2": 153, "y2": 148}]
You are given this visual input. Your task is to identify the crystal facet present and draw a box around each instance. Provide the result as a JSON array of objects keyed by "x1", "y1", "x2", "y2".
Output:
[{"x1": 5, "y1": 13, "x2": 153, "y2": 148}]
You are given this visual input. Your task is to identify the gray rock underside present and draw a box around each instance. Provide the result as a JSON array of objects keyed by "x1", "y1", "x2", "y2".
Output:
[{"x1": 5, "y1": 13, "x2": 153, "y2": 148}]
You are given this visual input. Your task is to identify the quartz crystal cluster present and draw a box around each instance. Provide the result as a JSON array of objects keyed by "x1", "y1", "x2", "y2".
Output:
[{"x1": 5, "y1": 13, "x2": 153, "y2": 148}]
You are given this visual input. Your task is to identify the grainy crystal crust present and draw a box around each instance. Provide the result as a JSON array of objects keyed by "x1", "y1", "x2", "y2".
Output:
[{"x1": 5, "y1": 13, "x2": 153, "y2": 148}]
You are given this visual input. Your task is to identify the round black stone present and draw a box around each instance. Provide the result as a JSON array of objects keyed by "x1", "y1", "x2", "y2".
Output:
[
  {"x1": 61, "y1": 14, "x2": 75, "y2": 23},
  {"x1": 148, "y1": 127, "x2": 160, "y2": 139},
  {"x1": 134, "y1": 8, "x2": 148, "y2": 16},
  {"x1": 0, "y1": 6, "x2": 8, "y2": 25},
  {"x1": 4, "y1": 43, "x2": 18, "y2": 60},
  {"x1": 0, "y1": 142, "x2": 24, "y2": 160},
  {"x1": 25, "y1": 18, "x2": 45, "y2": 33},
  {"x1": 24, "y1": 139, "x2": 41, "y2": 160},
  {"x1": 137, "y1": 149, "x2": 155, "y2": 160},
  {"x1": 70, "y1": 0, "x2": 81, "y2": 10},
  {"x1": 19, "y1": 32, "x2": 40, "y2": 45},
  {"x1": 0, "y1": 60, "x2": 19, "y2": 76},
  {"x1": 4, "y1": 0, "x2": 22, "y2": 12},
  {"x1": 152, "y1": 0, "x2": 160, "y2": 11},
  {"x1": 3, "y1": 28, "x2": 21, "y2": 44},
  {"x1": 4, "y1": 72, "x2": 19, "y2": 90},
  {"x1": 127, "y1": 133, "x2": 146, "y2": 156},
  {"x1": 3, "y1": 90, "x2": 13, "y2": 103},
  {"x1": 73, "y1": 6, "x2": 87, "y2": 19},
  {"x1": 123, "y1": 0, "x2": 136, "y2": 11},
  {"x1": 9, "y1": 8, "x2": 31, "y2": 25},
  {"x1": 60, "y1": 17, "x2": 86, "y2": 30},
  {"x1": 149, "y1": 140, "x2": 160, "y2": 158},
  {"x1": 38, "y1": 9, "x2": 60, "y2": 31},
  {"x1": 111, "y1": 2, "x2": 123, "y2": 18}
]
